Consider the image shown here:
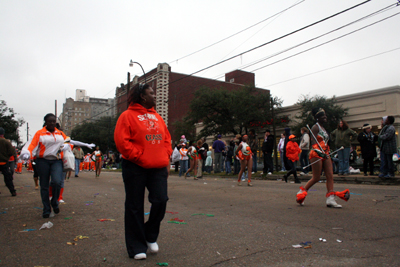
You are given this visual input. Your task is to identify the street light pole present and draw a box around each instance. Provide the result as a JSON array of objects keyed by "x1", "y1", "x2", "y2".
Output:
[
  {"x1": 127, "y1": 60, "x2": 147, "y2": 110},
  {"x1": 271, "y1": 97, "x2": 279, "y2": 172},
  {"x1": 126, "y1": 72, "x2": 130, "y2": 109}
]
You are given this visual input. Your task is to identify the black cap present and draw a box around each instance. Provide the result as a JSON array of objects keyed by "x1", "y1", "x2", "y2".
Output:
[{"x1": 265, "y1": 129, "x2": 271, "y2": 133}]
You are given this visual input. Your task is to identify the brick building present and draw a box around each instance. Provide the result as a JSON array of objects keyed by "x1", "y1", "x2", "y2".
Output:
[{"x1": 115, "y1": 63, "x2": 270, "y2": 143}]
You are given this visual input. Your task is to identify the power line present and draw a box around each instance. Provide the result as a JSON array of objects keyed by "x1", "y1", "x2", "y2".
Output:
[
  {"x1": 208, "y1": 2, "x2": 398, "y2": 80},
  {"x1": 250, "y1": 11, "x2": 400, "y2": 73},
  {"x1": 166, "y1": 0, "x2": 371, "y2": 86},
  {"x1": 167, "y1": 0, "x2": 306, "y2": 65},
  {"x1": 70, "y1": 0, "x2": 372, "y2": 126},
  {"x1": 241, "y1": 3, "x2": 398, "y2": 71},
  {"x1": 264, "y1": 46, "x2": 400, "y2": 87}
]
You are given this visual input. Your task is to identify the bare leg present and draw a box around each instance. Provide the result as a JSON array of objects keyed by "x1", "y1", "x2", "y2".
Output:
[
  {"x1": 98, "y1": 161, "x2": 102, "y2": 176},
  {"x1": 184, "y1": 159, "x2": 195, "y2": 178},
  {"x1": 247, "y1": 158, "x2": 253, "y2": 184},
  {"x1": 237, "y1": 160, "x2": 247, "y2": 183},
  {"x1": 304, "y1": 158, "x2": 322, "y2": 191},
  {"x1": 323, "y1": 158, "x2": 334, "y2": 193},
  {"x1": 193, "y1": 161, "x2": 198, "y2": 179}
]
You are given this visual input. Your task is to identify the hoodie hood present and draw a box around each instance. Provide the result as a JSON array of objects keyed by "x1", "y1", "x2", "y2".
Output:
[{"x1": 129, "y1": 103, "x2": 156, "y2": 113}]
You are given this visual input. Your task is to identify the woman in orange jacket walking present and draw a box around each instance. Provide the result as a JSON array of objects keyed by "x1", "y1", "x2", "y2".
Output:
[
  {"x1": 283, "y1": 135, "x2": 301, "y2": 183},
  {"x1": 20, "y1": 113, "x2": 66, "y2": 218},
  {"x1": 114, "y1": 83, "x2": 172, "y2": 260}
]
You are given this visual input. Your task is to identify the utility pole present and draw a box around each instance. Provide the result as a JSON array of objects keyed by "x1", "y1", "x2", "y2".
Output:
[
  {"x1": 126, "y1": 72, "x2": 130, "y2": 109},
  {"x1": 271, "y1": 97, "x2": 279, "y2": 172},
  {"x1": 26, "y1": 123, "x2": 29, "y2": 142}
]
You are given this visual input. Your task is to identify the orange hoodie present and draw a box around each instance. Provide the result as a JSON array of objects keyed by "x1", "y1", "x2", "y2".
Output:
[
  {"x1": 286, "y1": 140, "x2": 301, "y2": 162},
  {"x1": 114, "y1": 103, "x2": 172, "y2": 169}
]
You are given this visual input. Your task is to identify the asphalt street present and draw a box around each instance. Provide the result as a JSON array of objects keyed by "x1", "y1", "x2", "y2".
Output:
[{"x1": 0, "y1": 170, "x2": 399, "y2": 267}]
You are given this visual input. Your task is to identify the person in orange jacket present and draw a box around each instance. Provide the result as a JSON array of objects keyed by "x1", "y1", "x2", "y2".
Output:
[
  {"x1": 16, "y1": 154, "x2": 23, "y2": 174},
  {"x1": 114, "y1": 83, "x2": 172, "y2": 260},
  {"x1": 283, "y1": 135, "x2": 301, "y2": 183},
  {"x1": 19, "y1": 113, "x2": 66, "y2": 218},
  {"x1": 84, "y1": 153, "x2": 90, "y2": 171}
]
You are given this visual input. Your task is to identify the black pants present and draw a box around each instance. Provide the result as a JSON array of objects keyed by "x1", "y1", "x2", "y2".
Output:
[
  {"x1": 263, "y1": 153, "x2": 273, "y2": 173},
  {"x1": 363, "y1": 157, "x2": 374, "y2": 175},
  {"x1": 286, "y1": 160, "x2": 298, "y2": 179},
  {"x1": 0, "y1": 162, "x2": 16, "y2": 194},
  {"x1": 32, "y1": 159, "x2": 39, "y2": 178},
  {"x1": 174, "y1": 161, "x2": 179, "y2": 172},
  {"x1": 122, "y1": 159, "x2": 168, "y2": 257}
]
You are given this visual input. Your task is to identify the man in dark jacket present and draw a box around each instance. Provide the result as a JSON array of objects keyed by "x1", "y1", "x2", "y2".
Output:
[
  {"x1": 0, "y1": 127, "x2": 16, "y2": 196},
  {"x1": 379, "y1": 116, "x2": 397, "y2": 178},
  {"x1": 262, "y1": 130, "x2": 274, "y2": 175},
  {"x1": 357, "y1": 123, "x2": 378, "y2": 176}
]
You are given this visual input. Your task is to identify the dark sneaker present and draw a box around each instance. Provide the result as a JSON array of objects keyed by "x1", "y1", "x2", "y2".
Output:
[
  {"x1": 54, "y1": 208, "x2": 60, "y2": 214},
  {"x1": 43, "y1": 214, "x2": 50, "y2": 218},
  {"x1": 11, "y1": 191, "x2": 17, "y2": 197}
]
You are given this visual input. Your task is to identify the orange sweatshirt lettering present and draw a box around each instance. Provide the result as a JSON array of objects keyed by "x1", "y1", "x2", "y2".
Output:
[{"x1": 114, "y1": 103, "x2": 172, "y2": 169}]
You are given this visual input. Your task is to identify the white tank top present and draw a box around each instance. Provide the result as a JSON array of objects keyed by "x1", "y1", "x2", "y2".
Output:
[{"x1": 241, "y1": 142, "x2": 250, "y2": 155}]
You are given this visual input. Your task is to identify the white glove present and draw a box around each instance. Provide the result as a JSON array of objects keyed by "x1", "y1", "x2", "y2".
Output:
[
  {"x1": 70, "y1": 140, "x2": 96, "y2": 149},
  {"x1": 20, "y1": 153, "x2": 30, "y2": 160}
]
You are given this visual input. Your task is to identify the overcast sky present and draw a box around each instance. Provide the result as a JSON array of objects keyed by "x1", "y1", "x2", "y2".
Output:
[{"x1": 1, "y1": 0, "x2": 399, "y2": 142}]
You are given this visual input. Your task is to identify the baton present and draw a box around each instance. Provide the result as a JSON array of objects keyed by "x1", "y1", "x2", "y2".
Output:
[
  {"x1": 306, "y1": 124, "x2": 325, "y2": 153},
  {"x1": 302, "y1": 146, "x2": 344, "y2": 169}
]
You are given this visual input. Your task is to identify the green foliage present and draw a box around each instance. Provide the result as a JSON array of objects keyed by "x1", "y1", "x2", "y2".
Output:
[
  {"x1": 172, "y1": 119, "x2": 196, "y2": 143},
  {"x1": 0, "y1": 100, "x2": 25, "y2": 145},
  {"x1": 292, "y1": 95, "x2": 348, "y2": 136},
  {"x1": 184, "y1": 85, "x2": 277, "y2": 138},
  {"x1": 71, "y1": 116, "x2": 119, "y2": 153}
]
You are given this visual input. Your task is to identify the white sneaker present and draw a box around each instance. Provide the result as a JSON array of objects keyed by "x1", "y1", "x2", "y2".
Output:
[
  {"x1": 251, "y1": 172, "x2": 255, "y2": 174},
  {"x1": 146, "y1": 241, "x2": 159, "y2": 253},
  {"x1": 59, "y1": 199, "x2": 65, "y2": 203},
  {"x1": 267, "y1": 172, "x2": 272, "y2": 175},
  {"x1": 300, "y1": 172, "x2": 305, "y2": 176},
  {"x1": 326, "y1": 195, "x2": 342, "y2": 208},
  {"x1": 134, "y1": 253, "x2": 147, "y2": 260}
]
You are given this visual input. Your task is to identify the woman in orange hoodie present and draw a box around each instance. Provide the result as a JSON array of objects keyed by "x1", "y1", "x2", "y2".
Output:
[
  {"x1": 283, "y1": 135, "x2": 301, "y2": 183},
  {"x1": 114, "y1": 83, "x2": 172, "y2": 261}
]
